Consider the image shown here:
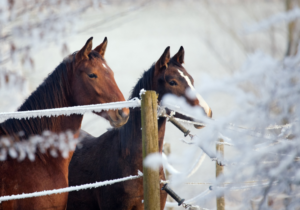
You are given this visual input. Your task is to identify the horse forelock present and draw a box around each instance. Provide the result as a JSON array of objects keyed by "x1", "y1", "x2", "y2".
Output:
[
  {"x1": 65, "y1": 51, "x2": 104, "y2": 65},
  {"x1": 88, "y1": 51, "x2": 104, "y2": 61}
]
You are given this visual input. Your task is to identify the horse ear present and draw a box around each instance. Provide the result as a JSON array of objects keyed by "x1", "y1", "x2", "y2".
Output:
[
  {"x1": 94, "y1": 37, "x2": 107, "y2": 57},
  {"x1": 76, "y1": 37, "x2": 93, "y2": 62},
  {"x1": 171, "y1": 46, "x2": 184, "y2": 64},
  {"x1": 155, "y1": 46, "x2": 170, "y2": 73}
]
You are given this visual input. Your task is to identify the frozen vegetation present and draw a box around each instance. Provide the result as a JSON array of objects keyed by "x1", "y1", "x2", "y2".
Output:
[{"x1": 1, "y1": 1, "x2": 299, "y2": 209}]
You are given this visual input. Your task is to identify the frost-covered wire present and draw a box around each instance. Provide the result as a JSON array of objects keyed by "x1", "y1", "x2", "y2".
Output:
[
  {"x1": 165, "y1": 189, "x2": 211, "y2": 208},
  {"x1": 0, "y1": 171, "x2": 143, "y2": 202},
  {"x1": 0, "y1": 99, "x2": 141, "y2": 161},
  {"x1": 160, "y1": 108, "x2": 292, "y2": 131},
  {"x1": 0, "y1": 98, "x2": 140, "y2": 121}
]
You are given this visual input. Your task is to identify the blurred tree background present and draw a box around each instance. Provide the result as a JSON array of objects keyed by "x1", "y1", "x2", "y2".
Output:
[{"x1": 1, "y1": 1, "x2": 300, "y2": 209}]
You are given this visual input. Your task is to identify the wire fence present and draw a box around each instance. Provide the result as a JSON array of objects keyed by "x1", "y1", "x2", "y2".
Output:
[{"x1": 0, "y1": 96, "x2": 293, "y2": 207}]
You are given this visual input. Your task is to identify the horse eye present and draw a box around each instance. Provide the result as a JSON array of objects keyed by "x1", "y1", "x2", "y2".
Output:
[
  {"x1": 169, "y1": 81, "x2": 177, "y2": 86},
  {"x1": 88, "y1": 73, "x2": 97, "y2": 79}
]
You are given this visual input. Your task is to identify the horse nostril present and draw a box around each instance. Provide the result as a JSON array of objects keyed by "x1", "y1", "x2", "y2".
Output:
[{"x1": 118, "y1": 109, "x2": 129, "y2": 119}]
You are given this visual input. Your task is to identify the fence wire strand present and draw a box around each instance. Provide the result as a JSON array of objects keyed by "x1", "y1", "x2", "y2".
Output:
[
  {"x1": 0, "y1": 172, "x2": 143, "y2": 202},
  {"x1": 0, "y1": 98, "x2": 141, "y2": 121}
]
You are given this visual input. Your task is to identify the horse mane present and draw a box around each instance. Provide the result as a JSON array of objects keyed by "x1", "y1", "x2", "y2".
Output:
[
  {"x1": 0, "y1": 51, "x2": 105, "y2": 141},
  {"x1": 129, "y1": 64, "x2": 155, "y2": 100},
  {"x1": 118, "y1": 64, "x2": 155, "y2": 158},
  {"x1": 0, "y1": 54, "x2": 76, "y2": 140}
]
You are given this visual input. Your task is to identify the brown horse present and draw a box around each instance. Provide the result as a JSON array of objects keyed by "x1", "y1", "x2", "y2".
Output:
[
  {"x1": 67, "y1": 46, "x2": 213, "y2": 210},
  {"x1": 0, "y1": 37, "x2": 129, "y2": 210}
]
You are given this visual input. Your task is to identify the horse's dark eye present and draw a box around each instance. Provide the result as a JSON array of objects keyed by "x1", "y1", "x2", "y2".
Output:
[
  {"x1": 88, "y1": 73, "x2": 97, "y2": 79},
  {"x1": 169, "y1": 81, "x2": 177, "y2": 86}
]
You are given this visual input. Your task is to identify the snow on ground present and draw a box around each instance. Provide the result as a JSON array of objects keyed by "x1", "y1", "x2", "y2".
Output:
[{"x1": 0, "y1": 0, "x2": 287, "y2": 209}]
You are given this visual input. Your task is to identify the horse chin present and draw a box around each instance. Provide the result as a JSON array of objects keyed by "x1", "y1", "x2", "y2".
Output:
[
  {"x1": 94, "y1": 111, "x2": 109, "y2": 121},
  {"x1": 108, "y1": 115, "x2": 129, "y2": 128},
  {"x1": 94, "y1": 110, "x2": 129, "y2": 128}
]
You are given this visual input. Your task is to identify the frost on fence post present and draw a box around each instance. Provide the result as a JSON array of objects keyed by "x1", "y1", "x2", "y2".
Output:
[{"x1": 141, "y1": 91, "x2": 160, "y2": 210}]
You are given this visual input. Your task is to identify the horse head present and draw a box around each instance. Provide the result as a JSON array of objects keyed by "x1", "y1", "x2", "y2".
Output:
[
  {"x1": 153, "y1": 46, "x2": 212, "y2": 128},
  {"x1": 71, "y1": 37, "x2": 129, "y2": 128}
]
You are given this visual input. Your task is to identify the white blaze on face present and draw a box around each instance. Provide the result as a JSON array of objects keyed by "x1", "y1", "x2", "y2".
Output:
[
  {"x1": 177, "y1": 69, "x2": 211, "y2": 117},
  {"x1": 102, "y1": 63, "x2": 107, "y2": 68}
]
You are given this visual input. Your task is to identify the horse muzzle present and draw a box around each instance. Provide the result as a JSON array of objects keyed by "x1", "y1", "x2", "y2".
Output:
[{"x1": 108, "y1": 108, "x2": 130, "y2": 128}]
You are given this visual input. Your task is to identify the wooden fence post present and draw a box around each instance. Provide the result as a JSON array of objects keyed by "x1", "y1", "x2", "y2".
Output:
[
  {"x1": 286, "y1": 0, "x2": 300, "y2": 56},
  {"x1": 216, "y1": 138, "x2": 225, "y2": 210},
  {"x1": 141, "y1": 91, "x2": 160, "y2": 210}
]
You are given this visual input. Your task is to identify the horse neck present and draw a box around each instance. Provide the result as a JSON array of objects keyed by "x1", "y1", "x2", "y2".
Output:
[
  {"x1": 120, "y1": 108, "x2": 166, "y2": 159},
  {"x1": 157, "y1": 117, "x2": 167, "y2": 153},
  {"x1": 18, "y1": 94, "x2": 83, "y2": 134},
  {"x1": 20, "y1": 73, "x2": 83, "y2": 134},
  {"x1": 0, "y1": 62, "x2": 83, "y2": 139},
  {"x1": 120, "y1": 65, "x2": 166, "y2": 158}
]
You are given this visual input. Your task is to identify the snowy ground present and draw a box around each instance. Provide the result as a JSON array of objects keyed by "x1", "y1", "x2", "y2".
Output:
[{"x1": 0, "y1": 0, "x2": 287, "y2": 209}]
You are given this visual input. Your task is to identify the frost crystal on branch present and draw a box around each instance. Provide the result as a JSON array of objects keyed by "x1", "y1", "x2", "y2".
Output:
[
  {"x1": 0, "y1": 0, "x2": 105, "y2": 112},
  {"x1": 0, "y1": 130, "x2": 79, "y2": 161},
  {"x1": 162, "y1": 50, "x2": 300, "y2": 209}
]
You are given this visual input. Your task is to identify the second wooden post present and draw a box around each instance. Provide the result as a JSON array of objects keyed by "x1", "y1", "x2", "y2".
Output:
[
  {"x1": 216, "y1": 138, "x2": 225, "y2": 210},
  {"x1": 141, "y1": 91, "x2": 160, "y2": 210}
]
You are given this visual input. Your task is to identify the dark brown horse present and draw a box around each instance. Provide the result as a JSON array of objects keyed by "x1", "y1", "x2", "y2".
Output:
[
  {"x1": 0, "y1": 37, "x2": 129, "y2": 210},
  {"x1": 67, "y1": 46, "x2": 212, "y2": 210}
]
